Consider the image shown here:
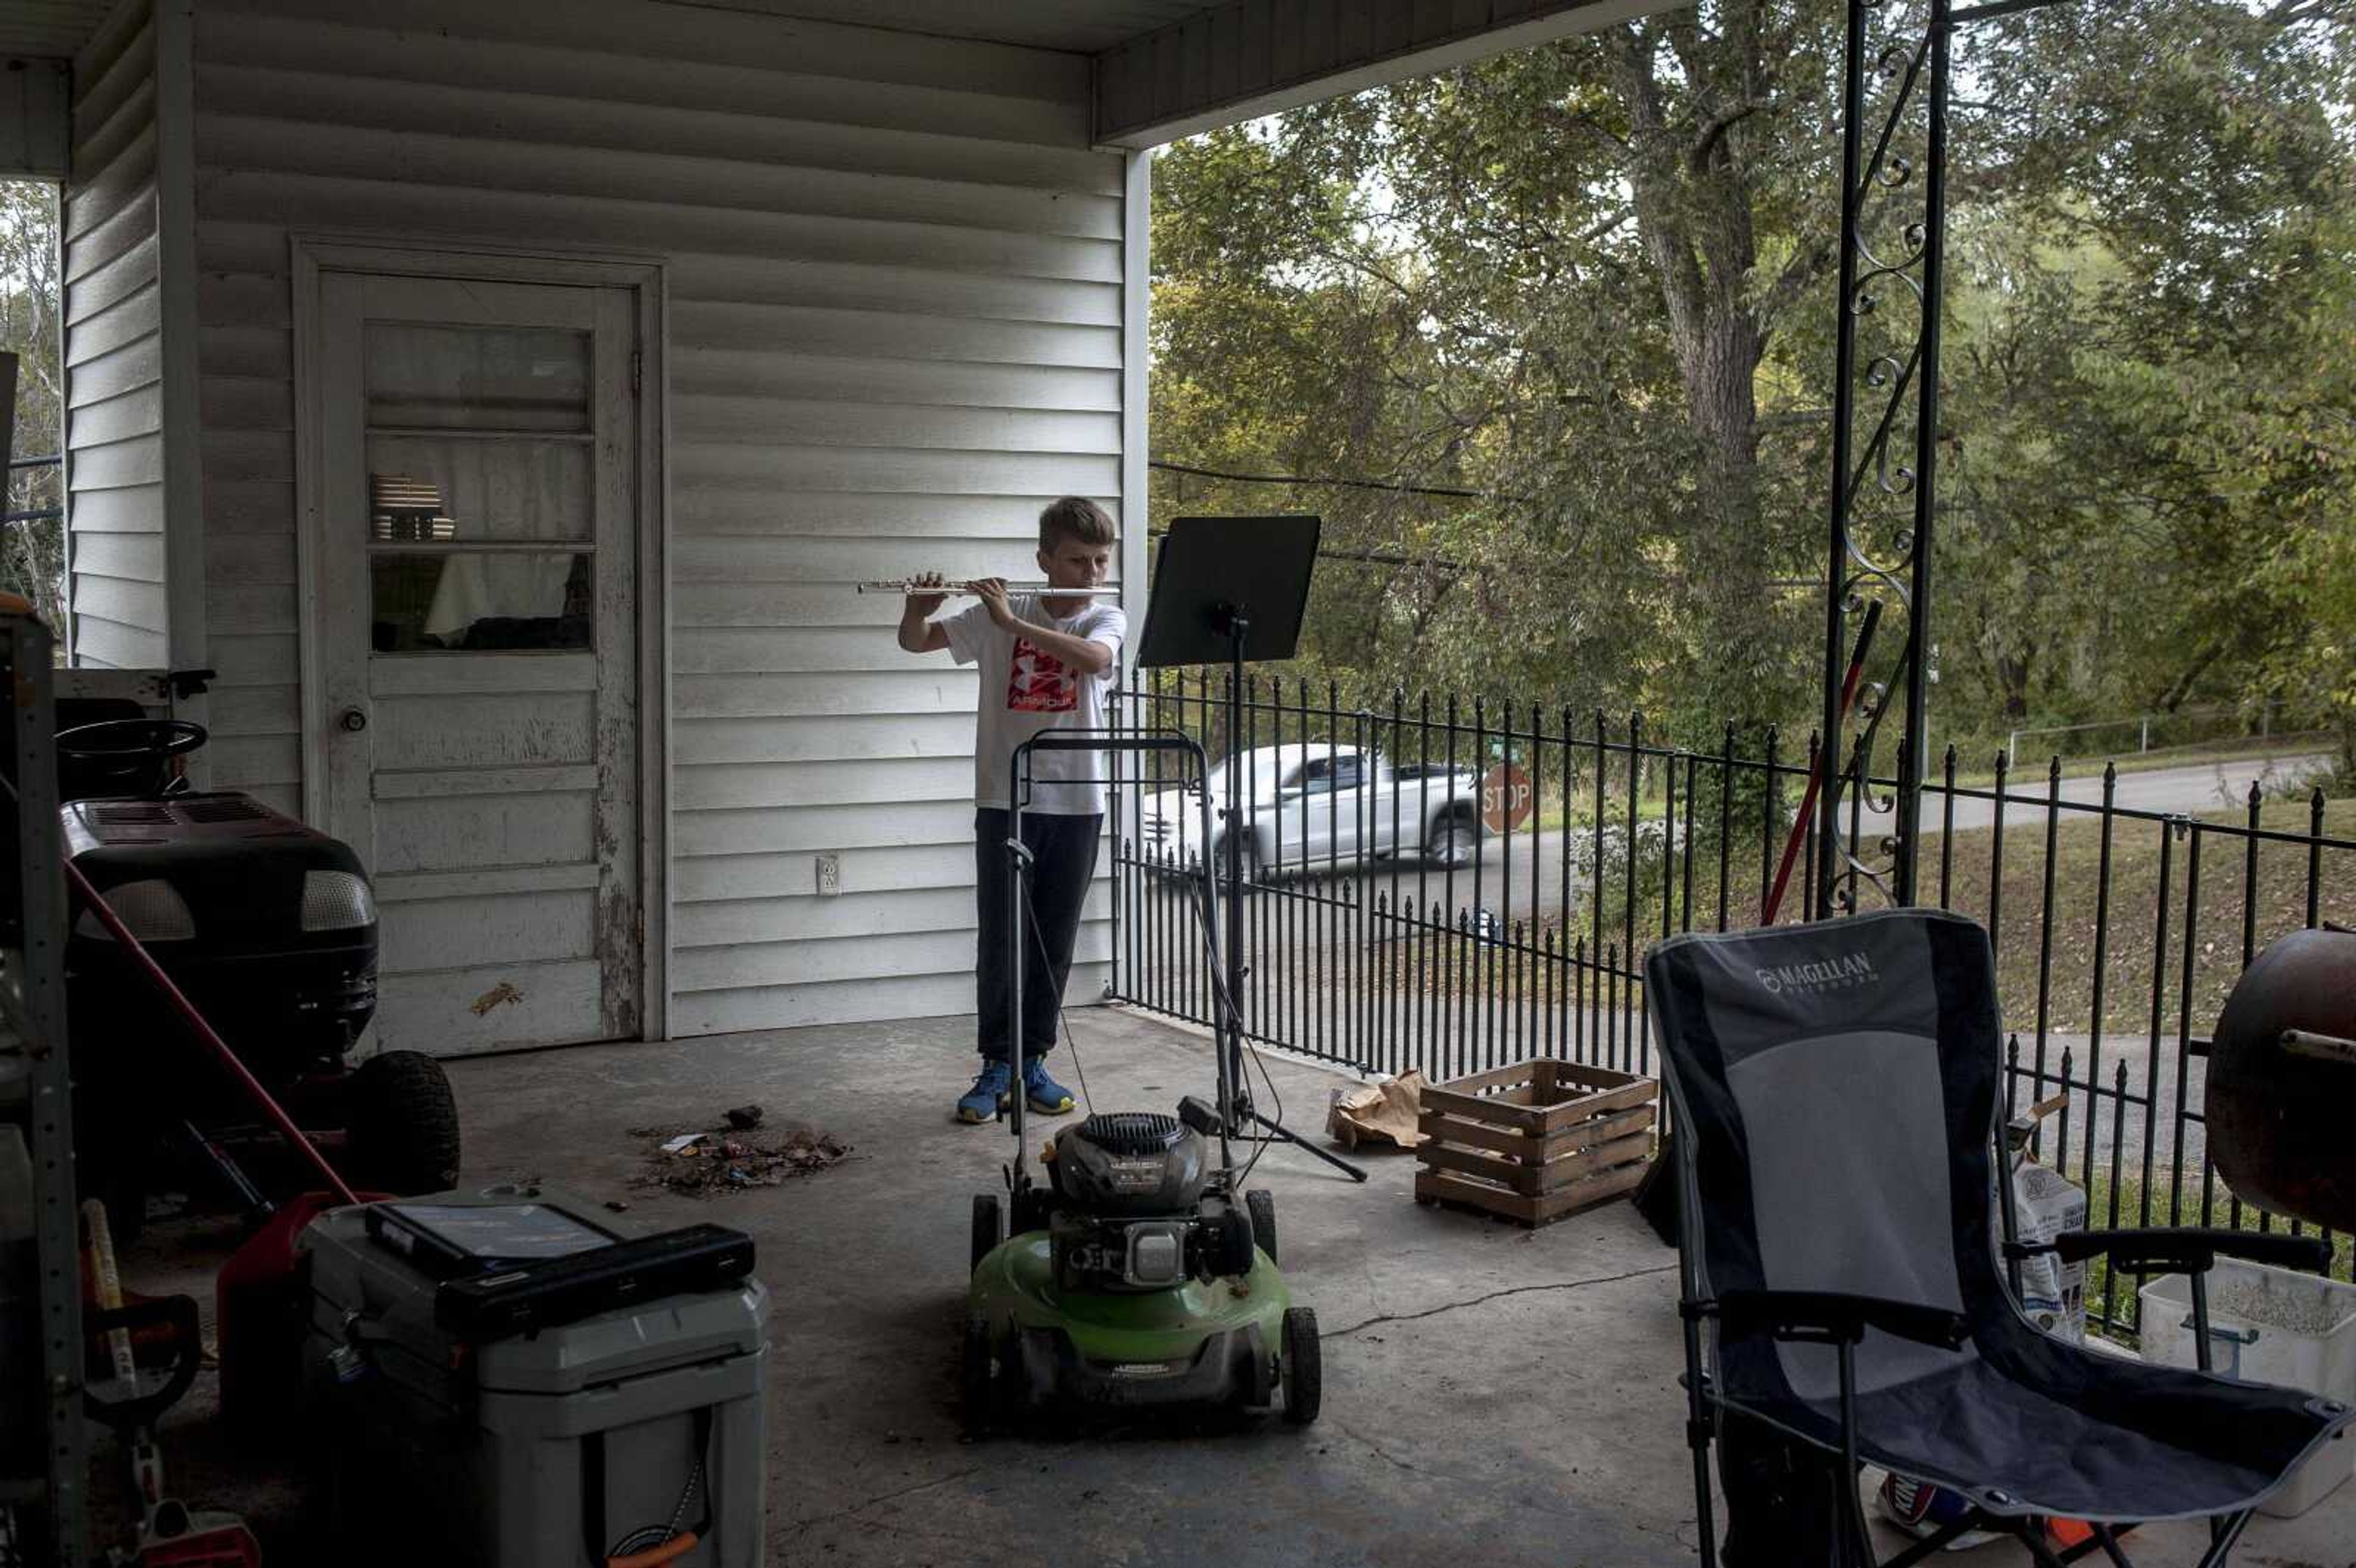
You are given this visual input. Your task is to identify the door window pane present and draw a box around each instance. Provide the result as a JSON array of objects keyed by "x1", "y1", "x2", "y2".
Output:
[
  {"x1": 372, "y1": 552, "x2": 592, "y2": 652},
  {"x1": 368, "y1": 437, "x2": 590, "y2": 544},
  {"x1": 365, "y1": 323, "x2": 590, "y2": 432}
]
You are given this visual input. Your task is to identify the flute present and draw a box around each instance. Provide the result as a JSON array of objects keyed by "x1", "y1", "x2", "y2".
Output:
[{"x1": 857, "y1": 579, "x2": 1120, "y2": 598}]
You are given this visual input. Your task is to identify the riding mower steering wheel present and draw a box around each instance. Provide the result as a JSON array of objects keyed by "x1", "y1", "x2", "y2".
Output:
[{"x1": 56, "y1": 717, "x2": 209, "y2": 798}]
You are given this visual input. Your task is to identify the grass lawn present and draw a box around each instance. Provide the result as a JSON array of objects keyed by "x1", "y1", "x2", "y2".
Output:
[
  {"x1": 1942, "y1": 732, "x2": 2338, "y2": 790},
  {"x1": 1928, "y1": 797, "x2": 2356, "y2": 1036},
  {"x1": 1551, "y1": 796, "x2": 2354, "y2": 1035}
]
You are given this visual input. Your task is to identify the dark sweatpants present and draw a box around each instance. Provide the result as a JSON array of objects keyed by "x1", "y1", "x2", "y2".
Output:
[{"x1": 974, "y1": 807, "x2": 1101, "y2": 1063}]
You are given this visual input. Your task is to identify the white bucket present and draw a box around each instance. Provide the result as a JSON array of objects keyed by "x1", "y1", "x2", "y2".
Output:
[{"x1": 2139, "y1": 1258, "x2": 2356, "y2": 1518}]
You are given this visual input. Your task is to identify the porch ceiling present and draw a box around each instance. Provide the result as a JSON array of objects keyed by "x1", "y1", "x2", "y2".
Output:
[
  {"x1": 663, "y1": 0, "x2": 1220, "y2": 53},
  {"x1": 0, "y1": 0, "x2": 1223, "y2": 65},
  {"x1": 704, "y1": 0, "x2": 1666, "y2": 148}
]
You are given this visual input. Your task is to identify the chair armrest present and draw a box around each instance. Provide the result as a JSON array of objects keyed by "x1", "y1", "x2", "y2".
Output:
[
  {"x1": 2014, "y1": 1227, "x2": 2333, "y2": 1276},
  {"x1": 1698, "y1": 1289, "x2": 1969, "y2": 1350}
]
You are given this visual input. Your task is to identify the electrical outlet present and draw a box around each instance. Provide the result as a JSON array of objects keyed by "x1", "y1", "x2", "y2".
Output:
[{"x1": 815, "y1": 853, "x2": 841, "y2": 897}]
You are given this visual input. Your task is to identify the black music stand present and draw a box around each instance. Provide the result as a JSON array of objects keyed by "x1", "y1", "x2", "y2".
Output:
[{"x1": 1134, "y1": 517, "x2": 1364, "y2": 1182}]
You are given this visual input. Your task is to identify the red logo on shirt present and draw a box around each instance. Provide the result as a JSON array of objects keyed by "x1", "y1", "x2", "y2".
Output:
[{"x1": 1007, "y1": 638, "x2": 1078, "y2": 712}]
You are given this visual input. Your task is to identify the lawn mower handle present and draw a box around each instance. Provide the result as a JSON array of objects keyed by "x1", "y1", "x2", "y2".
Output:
[{"x1": 1005, "y1": 728, "x2": 1238, "y2": 1189}]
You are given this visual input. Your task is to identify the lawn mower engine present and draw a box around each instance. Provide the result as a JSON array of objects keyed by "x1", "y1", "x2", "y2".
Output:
[
  {"x1": 1044, "y1": 1113, "x2": 1254, "y2": 1292},
  {"x1": 964, "y1": 1096, "x2": 1314, "y2": 1427}
]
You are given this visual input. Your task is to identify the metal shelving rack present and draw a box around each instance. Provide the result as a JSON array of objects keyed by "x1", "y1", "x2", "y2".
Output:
[{"x1": 1, "y1": 610, "x2": 85, "y2": 1566}]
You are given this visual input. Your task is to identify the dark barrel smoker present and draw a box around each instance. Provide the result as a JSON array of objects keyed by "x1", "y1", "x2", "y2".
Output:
[{"x1": 2204, "y1": 927, "x2": 2356, "y2": 1234}]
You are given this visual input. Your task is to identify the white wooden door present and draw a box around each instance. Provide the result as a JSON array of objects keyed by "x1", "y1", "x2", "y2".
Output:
[{"x1": 315, "y1": 273, "x2": 640, "y2": 1054}]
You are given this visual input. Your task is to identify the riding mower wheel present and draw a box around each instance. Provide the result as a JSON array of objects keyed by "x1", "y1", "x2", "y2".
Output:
[{"x1": 348, "y1": 1050, "x2": 461, "y2": 1194}]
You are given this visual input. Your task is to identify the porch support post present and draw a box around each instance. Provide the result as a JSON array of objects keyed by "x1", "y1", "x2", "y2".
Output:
[
  {"x1": 1896, "y1": 0, "x2": 1951, "y2": 905},
  {"x1": 1816, "y1": 0, "x2": 1870, "y2": 920},
  {"x1": 1818, "y1": 0, "x2": 1955, "y2": 917}
]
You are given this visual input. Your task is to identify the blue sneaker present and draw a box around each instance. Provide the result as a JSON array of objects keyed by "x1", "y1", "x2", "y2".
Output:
[
  {"x1": 1022, "y1": 1058, "x2": 1076, "y2": 1115},
  {"x1": 956, "y1": 1061, "x2": 1012, "y2": 1124}
]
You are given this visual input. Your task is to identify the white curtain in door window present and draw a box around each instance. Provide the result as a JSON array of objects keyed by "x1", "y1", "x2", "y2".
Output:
[{"x1": 423, "y1": 554, "x2": 575, "y2": 641}]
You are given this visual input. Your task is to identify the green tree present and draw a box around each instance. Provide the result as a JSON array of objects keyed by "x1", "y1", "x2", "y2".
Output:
[
  {"x1": 0, "y1": 180, "x2": 64, "y2": 639},
  {"x1": 1931, "y1": 1, "x2": 2356, "y2": 759},
  {"x1": 1154, "y1": 9, "x2": 1849, "y2": 730},
  {"x1": 1150, "y1": 0, "x2": 2356, "y2": 761}
]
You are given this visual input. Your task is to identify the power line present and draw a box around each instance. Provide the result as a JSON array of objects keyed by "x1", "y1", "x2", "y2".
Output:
[
  {"x1": 1146, "y1": 528, "x2": 1463, "y2": 575},
  {"x1": 1149, "y1": 459, "x2": 1820, "y2": 591},
  {"x1": 1149, "y1": 458, "x2": 1520, "y2": 503},
  {"x1": 1145, "y1": 526, "x2": 1822, "y2": 594}
]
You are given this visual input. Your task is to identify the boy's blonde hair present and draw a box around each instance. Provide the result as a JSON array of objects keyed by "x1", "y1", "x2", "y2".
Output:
[{"x1": 1039, "y1": 496, "x2": 1115, "y2": 552}]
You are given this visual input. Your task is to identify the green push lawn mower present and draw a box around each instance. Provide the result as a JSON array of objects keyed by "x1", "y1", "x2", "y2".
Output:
[{"x1": 961, "y1": 729, "x2": 1320, "y2": 1431}]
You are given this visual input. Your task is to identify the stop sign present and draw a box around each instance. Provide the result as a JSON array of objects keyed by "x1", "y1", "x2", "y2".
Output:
[{"x1": 1480, "y1": 763, "x2": 1533, "y2": 833}]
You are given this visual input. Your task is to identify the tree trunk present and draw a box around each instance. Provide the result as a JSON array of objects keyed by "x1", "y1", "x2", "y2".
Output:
[
  {"x1": 1610, "y1": 21, "x2": 1782, "y2": 726},
  {"x1": 1995, "y1": 652, "x2": 2033, "y2": 721},
  {"x1": 2154, "y1": 642, "x2": 2221, "y2": 714},
  {"x1": 1684, "y1": 312, "x2": 1771, "y2": 688}
]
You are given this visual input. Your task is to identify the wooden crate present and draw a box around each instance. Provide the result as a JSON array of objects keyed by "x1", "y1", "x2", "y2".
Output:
[{"x1": 1413, "y1": 1058, "x2": 1658, "y2": 1226}]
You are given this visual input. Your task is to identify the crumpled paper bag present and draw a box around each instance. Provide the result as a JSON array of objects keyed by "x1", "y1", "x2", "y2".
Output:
[{"x1": 1326, "y1": 1070, "x2": 1430, "y2": 1151}]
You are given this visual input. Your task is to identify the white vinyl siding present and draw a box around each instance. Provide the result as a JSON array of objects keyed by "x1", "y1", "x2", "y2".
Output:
[
  {"x1": 63, "y1": 0, "x2": 167, "y2": 671},
  {"x1": 187, "y1": 0, "x2": 1126, "y2": 1033}
]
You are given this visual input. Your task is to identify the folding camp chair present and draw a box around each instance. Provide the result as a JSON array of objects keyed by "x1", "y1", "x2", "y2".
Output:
[{"x1": 1645, "y1": 909, "x2": 2352, "y2": 1567}]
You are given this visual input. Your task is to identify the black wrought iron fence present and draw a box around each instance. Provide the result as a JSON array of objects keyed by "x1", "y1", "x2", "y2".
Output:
[{"x1": 1106, "y1": 670, "x2": 2354, "y2": 1340}]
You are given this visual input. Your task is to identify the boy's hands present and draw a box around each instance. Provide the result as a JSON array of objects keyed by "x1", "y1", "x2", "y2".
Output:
[
  {"x1": 897, "y1": 572, "x2": 951, "y2": 655},
  {"x1": 906, "y1": 571, "x2": 949, "y2": 618},
  {"x1": 972, "y1": 577, "x2": 1018, "y2": 632}
]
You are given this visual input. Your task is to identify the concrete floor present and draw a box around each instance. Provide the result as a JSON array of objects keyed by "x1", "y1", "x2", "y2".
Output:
[{"x1": 114, "y1": 1005, "x2": 2354, "y2": 1567}]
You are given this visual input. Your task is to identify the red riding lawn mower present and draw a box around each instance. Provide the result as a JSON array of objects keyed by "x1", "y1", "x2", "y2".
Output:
[{"x1": 55, "y1": 670, "x2": 459, "y2": 1237}]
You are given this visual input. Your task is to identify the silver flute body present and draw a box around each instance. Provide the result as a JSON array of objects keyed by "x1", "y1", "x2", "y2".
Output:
[{"x1": 857, "y1": 580, "x2": 1120, "y2": 597}]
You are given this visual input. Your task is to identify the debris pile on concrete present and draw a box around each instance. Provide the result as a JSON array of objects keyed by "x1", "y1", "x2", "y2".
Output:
[{"x1": 626, "y1": 1110, "x2": 852, "y2": 1196}]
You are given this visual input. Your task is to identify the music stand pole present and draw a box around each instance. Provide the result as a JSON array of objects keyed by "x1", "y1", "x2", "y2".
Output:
[
  {"x1": 1217, "y1": 604, "x2": 1366, "y2": 1183},
  {"x1": 1135, "y1": 515, "x2": 1363, "y2": 1182}
]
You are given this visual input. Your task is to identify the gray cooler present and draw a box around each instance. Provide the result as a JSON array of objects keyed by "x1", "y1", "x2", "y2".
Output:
[{"x1": 300, "y1": 1185, "x2": 766, "y2": 1566}]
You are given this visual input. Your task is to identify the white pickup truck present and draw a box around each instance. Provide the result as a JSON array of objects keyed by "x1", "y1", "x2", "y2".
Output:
[{"x1": 1134, "y1": 742, "x2": 1484, "y2": 875}]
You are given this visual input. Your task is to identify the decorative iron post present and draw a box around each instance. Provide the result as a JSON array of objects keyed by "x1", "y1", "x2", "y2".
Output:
[{"x1": 1816, "y1": 0, "x2": 1953, "y2": 917}]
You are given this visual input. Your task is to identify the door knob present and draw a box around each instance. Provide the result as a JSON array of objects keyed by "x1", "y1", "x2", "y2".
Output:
[{"x1": 338, "y1": 707, "x2": 368, "y2": 733}]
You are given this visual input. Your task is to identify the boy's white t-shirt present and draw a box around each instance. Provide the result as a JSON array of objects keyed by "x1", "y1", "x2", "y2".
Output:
[{"x1": 942, "y1": 593, "x2": 1127, "y2": 815}]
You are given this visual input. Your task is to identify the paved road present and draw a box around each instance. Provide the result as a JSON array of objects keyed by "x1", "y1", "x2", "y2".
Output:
[{"x1": 1930, "y1": 751, "x2": 2332, "y2": 833}]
